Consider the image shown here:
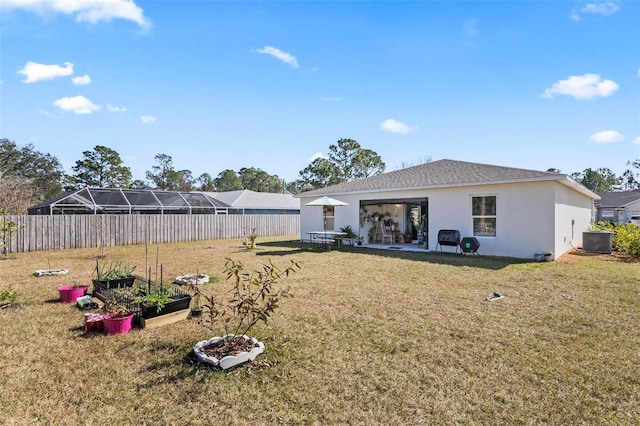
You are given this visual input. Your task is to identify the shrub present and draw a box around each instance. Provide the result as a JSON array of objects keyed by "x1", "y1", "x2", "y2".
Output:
[
  {"x1": 339, "y1": 225, "x2": 358, "y2": 239},
  {"x1": 589, "y1": 221, "x2": 640, "y2": 256},
  {"x1": 0, "y1": 208, "x2": 22, "y2": 260},
  {"x1": 0, "y1": 286, "x2": 20, "y2": 307}
]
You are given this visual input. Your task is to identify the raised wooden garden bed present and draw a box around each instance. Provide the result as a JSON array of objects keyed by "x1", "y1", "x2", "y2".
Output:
[
  {"x1": 92, "y1": 276, "x2": 191, "y2": 329},
  {"x1": 139, "y1": 293, "x2": 192, "y2": 319}
]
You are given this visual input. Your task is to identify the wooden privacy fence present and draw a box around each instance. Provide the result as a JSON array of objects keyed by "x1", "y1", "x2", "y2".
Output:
[{"x1": 1, "y1": 215, "x2": 300, "y2": 254}]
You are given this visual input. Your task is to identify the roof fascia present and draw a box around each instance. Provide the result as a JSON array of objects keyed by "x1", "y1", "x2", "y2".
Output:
[{"x1": 297, "y1": 176, "x2": 601, "y2": 200}]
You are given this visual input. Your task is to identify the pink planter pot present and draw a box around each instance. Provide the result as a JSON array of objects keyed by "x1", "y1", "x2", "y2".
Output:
[
  {"x1": 58, "y1": 285, "x2": 88, "y2": 303},
  {"x1": 103, "y1": 313, "x2": 134, "y2": 335}
]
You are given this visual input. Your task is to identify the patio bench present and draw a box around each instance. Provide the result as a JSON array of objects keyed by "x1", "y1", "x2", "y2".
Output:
[
  {"x1": 300, "y1": 236, "x2": 336, "y2": 250},
  {"x1": 334, "y1": 237, "x2": 355, "y2": 246}
]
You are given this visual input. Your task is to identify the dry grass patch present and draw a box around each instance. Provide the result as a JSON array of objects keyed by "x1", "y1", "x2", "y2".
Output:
[{"x1": 1, "y1": 238, "x2": 639, "y2": 424}]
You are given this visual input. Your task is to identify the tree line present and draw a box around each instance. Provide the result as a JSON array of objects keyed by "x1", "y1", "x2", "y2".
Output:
[
  {"x1": 0, "y1": 138, "x2": 385, "y2": 213},
  {"x1": 1, "y1": 137, "x2": 639, "y2": 214}
]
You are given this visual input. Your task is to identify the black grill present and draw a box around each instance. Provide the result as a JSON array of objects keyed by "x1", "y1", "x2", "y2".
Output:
[{"x1": 437, "y1": 229, "x2": 461, "y2": 253}]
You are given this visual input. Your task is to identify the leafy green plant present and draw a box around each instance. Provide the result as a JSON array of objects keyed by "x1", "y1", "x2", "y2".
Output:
[
  {"x1": 133, "y1": 284, "x2": 173, "y2": 313},
  {"x1": 418, "y1": 214, "x2": 427, "y2": 234},
  {"x1": 102, "y1": 297, "x2": 131, "y2": 319},
  {"x1": 339, "y1": 225, "x2": 358, "y2": 239},
  {"x1": 94, "y1": 260, "x2": 136, "y2": 281},
  {"x1": 590, "y1": 221, "x2": 640, "y2": 256},
  {"x1": 0, "y1": 208, "x2": 23, "y2": 260},
  {"x1": 0, "y1": 286, "x2": 20, "y2": 307},
  {"x1": 198, "y1": 258, "x2": 302, "y2": 339}
]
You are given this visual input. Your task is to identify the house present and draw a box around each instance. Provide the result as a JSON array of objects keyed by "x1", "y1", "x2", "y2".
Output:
[
  {"x1": 198, "y1": 189, "x2": 300, "y2": 215},
  {"x1": 594, "y1": 191, "x2": 640, "y2": 224},
  {"x1": 296, "y1": 159, "x2": 599, "y2": 260}
]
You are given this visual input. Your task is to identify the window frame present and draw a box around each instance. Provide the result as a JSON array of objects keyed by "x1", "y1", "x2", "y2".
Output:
[
  {"x1": 471, "y1": 195, "x2": 497, "y2": 238},
  {"x1": 323, "y1": 205, "x2": 335, "y2": 230}
]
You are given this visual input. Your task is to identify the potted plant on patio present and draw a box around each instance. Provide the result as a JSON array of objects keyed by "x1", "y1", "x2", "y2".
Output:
[
  {"x1": 403, "y1": 224, "x2": 413, "y2": 243},
  {"x1": 339, "y1": 225, "x2": 358, "y2": 245},
  {"x1": 417, "y1": 214, "x2": 427, "y2": 243},
  {"x1": 193, "y1": 257, "x2": 302, "y2": 370}
]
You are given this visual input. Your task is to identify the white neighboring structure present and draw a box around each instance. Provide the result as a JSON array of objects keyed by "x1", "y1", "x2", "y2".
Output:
[
  {"x1": 199, "y1": 190, "x2": 300, "y2": 214},
  {"x1": 296, "y1": 159, "x2": 599, "y2": 260}
]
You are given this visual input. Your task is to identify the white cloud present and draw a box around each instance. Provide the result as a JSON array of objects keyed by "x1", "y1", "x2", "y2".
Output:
[
  {"x1": 53, "y1": 95, "x2": 100, "y2": 114},
  {"x1": 18, "y1": 61, "x2": 73, "y2": 83},
  {"x1": 255, "y1": 46, "x2": 299, "y2": 68},
  {"x1": 140, "y1": 115, "x2": 156, "y2": 125},
  {"x1": 541, "y1": 73, "x2": 619, "y2": 100},
  {"x1": 321, "y1": 96, "x2": 340, "y2": 102},
  {"x1": 309, "y1": 152, "x2": 326, "y2": 162},
  {"x1": 571, "y1": 1, "x2": 620, "y2": 21},
  {"x1": 632, "y1": 136, "x2": 640, "y2": 145},
  {"x1": 2, "y1": 0, "x2": 151, "y2": 28},
  {"x1": 380, "y1": 118, "x2": 417, "y2": 134},
  {"x1": 589, "y1": 130, "x2": 624, "y2": 143},
  {"x1": 107, "y1": 105, "x2": 127, "y2": 113},
  {"x1": 71, "y1": 74, "x2": 91, "y2": 85}
]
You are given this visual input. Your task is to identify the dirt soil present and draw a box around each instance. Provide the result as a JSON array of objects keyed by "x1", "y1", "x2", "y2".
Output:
[
  {"x1": 556, "y1": 249, "x2": 639, "y2": 264},
  {"x1": 201, "y1": 335, "x2": 257, "y2": 358}
]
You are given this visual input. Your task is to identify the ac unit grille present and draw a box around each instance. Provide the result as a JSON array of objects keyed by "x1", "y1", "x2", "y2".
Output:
[{"x1": 582, "y1": 231, "x2": 613, "y2": 254}]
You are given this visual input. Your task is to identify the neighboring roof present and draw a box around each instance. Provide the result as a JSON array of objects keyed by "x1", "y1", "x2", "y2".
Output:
[
  {"x1": 595, "y1": 191, "x2": 640, "y2": 208},
  {"x1": 199, "y1": 189, "x2": 300, "y2": 210},
  {"x1": 296, "y1": 159, "x2": 599, "y2": 199},
  {"x1": 29, "y1": 188, "x2": 299, "y2": 213}
]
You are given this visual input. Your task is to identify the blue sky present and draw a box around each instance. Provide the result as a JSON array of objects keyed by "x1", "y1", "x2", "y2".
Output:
[{"x1": 1, "y1": 0, "x2": 638, "y2": 184}]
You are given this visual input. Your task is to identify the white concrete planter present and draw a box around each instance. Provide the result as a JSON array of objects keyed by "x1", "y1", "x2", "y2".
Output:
[
  {"x1": 175, "y1": 273, "x2": 209, "y2": 285},
  {"x1": 33, "y1": 268, "x2": 69, "y2": 277},
  {"x1": 194, "y1": 334, "x2": 265, "y2": 370}
]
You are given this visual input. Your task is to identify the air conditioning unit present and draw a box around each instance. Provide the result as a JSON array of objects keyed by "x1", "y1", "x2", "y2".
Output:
[{"x1": 582, "y1": 231, "x2": 613, "y2": 254}]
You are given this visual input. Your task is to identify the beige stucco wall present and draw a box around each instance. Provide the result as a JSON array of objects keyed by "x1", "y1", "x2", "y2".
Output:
[{"x1": 299, "y1": 180, "x2": 594, "y2": 259}]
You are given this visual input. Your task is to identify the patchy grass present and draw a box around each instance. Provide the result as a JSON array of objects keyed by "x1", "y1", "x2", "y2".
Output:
[{"x1": 1, "y1": 238, "x2": 639, "y2": 424}]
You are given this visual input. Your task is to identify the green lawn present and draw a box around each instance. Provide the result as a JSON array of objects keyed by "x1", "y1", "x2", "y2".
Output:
[{"x1": 1, "y1": 238, "x2": 638, "y2": 424}]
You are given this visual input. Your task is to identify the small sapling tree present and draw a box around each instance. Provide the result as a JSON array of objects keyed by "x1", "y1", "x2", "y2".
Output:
[
  {"x1": 197, "y1": 257, "x2": 302, "y2": 357},
  {"x1": 0, "y1": 208, "x2": 22, "y2": 259}
]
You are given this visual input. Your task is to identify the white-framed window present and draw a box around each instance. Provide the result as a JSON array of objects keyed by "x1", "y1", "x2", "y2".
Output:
[
  {"x1": 323, "y1": 205, "x2": 335, "y2": 230},
  {"x1": 472, "y1": 195, "x2": 496, "y2": 237}
]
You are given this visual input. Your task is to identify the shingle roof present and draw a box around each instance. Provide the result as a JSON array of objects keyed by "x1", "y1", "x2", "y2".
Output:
[
  {"x1": 296, "y1": 159, "x2": 570, "y2": 197},
  {"x1": 595, "y1": 191, "x2": 640, "y2": 208},
  {"x1": 201, "y1": 190, "x2": 300, "y2": 210}
]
